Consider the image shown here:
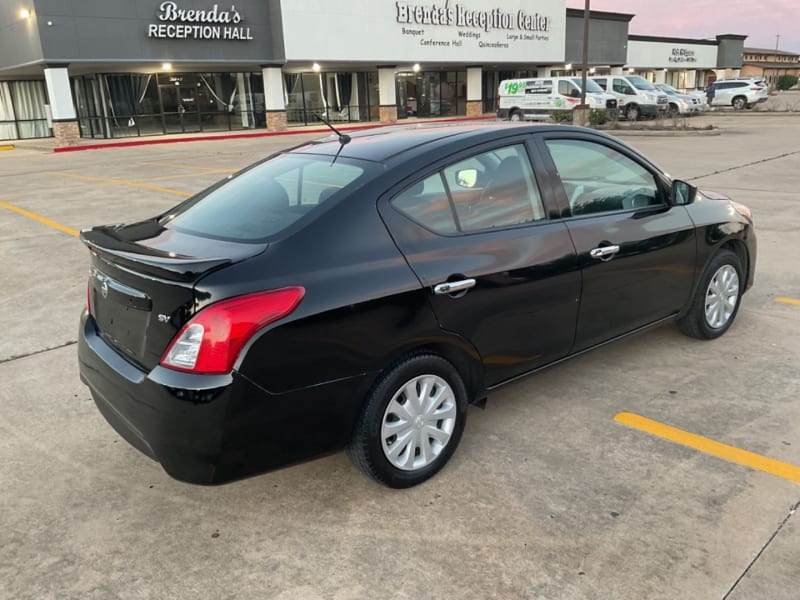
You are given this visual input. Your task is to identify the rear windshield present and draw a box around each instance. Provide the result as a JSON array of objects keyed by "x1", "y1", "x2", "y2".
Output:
[
  {"x1": 161, "y1": 154, "x2": 369, "y2": 242},
  {"x1": 628, "y1": 76, "x2": 656, "y2": 91},
  {"x1": 572, "y1": 78, "x2": 603, "y2": 93}
]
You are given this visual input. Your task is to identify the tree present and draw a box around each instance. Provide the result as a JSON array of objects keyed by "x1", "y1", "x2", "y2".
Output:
[{"x1": 776, "y1": 75, "x2": 799, "y2": 91}]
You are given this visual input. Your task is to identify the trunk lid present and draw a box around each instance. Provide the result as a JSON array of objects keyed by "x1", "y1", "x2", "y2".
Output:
[{"x1": 82, "y1": 219, "x2": 265, "y2": 371}]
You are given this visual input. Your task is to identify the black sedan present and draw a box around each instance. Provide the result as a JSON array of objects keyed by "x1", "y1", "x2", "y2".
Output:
[{"x1": 78, "y1": 123, "x2": 756, "y2": 488}]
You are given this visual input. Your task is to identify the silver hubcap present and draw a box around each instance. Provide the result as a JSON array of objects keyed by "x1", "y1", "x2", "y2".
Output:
[
  {"x1": 381, "y1": 375, "x2": 457, "y2": 471},
  {"x1": 705, "y1": 265, "x2": 739, "y2": 329}
]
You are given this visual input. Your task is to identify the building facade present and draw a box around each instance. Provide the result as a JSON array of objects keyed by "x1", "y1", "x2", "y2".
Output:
[
  {"x1": 0, "y1": 0, "x2": 750, "y2": 145},
  {"x1": 740, "y1": 47, "x2": 800, "y2": 87}
]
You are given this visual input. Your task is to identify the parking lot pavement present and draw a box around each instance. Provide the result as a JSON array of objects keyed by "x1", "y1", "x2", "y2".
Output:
[{"x1": 1, "y1": 117, "x2": 800, "y2": 599}]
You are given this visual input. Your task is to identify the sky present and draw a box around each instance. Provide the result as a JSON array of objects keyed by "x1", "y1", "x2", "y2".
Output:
[{"x1": 565, "y1": 0, "x2": 800, "y2": 52}]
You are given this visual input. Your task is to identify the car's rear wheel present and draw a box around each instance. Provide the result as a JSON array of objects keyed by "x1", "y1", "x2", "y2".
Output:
[
  {"x1": 625, "y1": 104, "x2": 640, "y2": 121},
  {"x1": 509, "y1": 109, "x2": 523, "y2": 122},
  {"x1": 347, "y1": 353, "x2": 468, "y2": 488},
  {"x1": 732, "y1": 96, "x2": 747, "y2": 110},
  {"x1": 678, "y1": 249, "x2": 744, "y2": 340}
]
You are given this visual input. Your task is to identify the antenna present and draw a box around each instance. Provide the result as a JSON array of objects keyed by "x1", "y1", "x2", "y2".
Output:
[
  {"x1": 314, "y1": 113, "x2": 351, "y2": 166},
  {"x1": 314, "y1": 113, "x2": 351, "y2": 145}
]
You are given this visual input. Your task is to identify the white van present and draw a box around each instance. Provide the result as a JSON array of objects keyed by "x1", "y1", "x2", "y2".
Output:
[
  {"x1": 590, "y1": 75, "x2": 669, "y2": 120},
  {"x1": 497, "y1": 77, "x2": 617, "y2": 121}
]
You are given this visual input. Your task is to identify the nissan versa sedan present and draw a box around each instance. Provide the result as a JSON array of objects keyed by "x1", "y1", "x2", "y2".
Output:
[{"x1": 78, "y1": 123, "x2": 756, "y2": 488}]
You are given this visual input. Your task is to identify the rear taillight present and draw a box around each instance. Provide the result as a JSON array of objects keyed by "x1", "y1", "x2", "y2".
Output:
[
  {"x1": 160, "y1": 287, "x2": 305, "y2": 375},
  {"x1": 86, "y1": 278, "x2": 92, "y2": 315},
  {"x1": 751, "y1": 87, "x2": 763, "y2": 91}
]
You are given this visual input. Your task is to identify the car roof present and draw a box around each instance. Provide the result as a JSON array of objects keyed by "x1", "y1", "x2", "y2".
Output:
[{"x1": 289, "y1": 122, "x2": 570, "y2": 163}]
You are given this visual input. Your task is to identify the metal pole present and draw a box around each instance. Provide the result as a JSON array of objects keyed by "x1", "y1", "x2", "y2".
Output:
[{"x1": 580, "y1": 0, "x2": 590, "y2": 106}]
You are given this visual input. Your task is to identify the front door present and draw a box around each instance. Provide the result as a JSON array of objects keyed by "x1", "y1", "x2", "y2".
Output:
[
  {"x1": 379, "y1": 139, "x2": 580, "y2": 386},
  {"x1": 537, "y1": 135, "x2": 696, "y2": 350}
]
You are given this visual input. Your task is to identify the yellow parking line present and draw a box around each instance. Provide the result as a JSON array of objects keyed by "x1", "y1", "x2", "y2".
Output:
[
  {"x1": 47, "y1": 171, "x2": 192, "y2": 197},
  {"x1": 615, "y1": 412, "x2": 800, "y2": 484},
  {"x1": 138, "y1": 161, "x2": 236, "y2": 174},
  {"x1": 0, "y1": 200, "x2": 78, "y2": 237},
  {"x1": 776, "y1": 297, "x2": 800, "y2": 306}
]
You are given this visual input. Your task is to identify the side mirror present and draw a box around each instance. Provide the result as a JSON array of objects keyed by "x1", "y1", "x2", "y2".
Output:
[
  {"x1": 671, "y1": 180, "x2": 698, "y2": 206},
  {"x1": 455, "y1": 168, "x2": 479, "y2": 189}
]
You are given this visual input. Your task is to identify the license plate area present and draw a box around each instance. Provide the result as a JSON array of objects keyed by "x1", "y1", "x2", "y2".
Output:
[{"x1": 91, "y1": 268, "x2": 152, "y2": 362}]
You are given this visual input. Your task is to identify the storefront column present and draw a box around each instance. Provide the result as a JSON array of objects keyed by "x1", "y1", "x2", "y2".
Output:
[
  {"x1": 610, "y1": 67, "x2": 624, "y2": 75},
  {"x1": 262, "y1": 66, "x2": 287, "y2": 131},
  {"x1": 654, "y1": 70, "x2": 666, "y2": 84},
  {"x1": 44, "y1": 66, "x2": 79, "y2": 147},
  {"x1": 466, "y1": 67, "x2": 483, "y2": 117},
  {"x1": 539, "y1": 66, "x2": 554, "y2": 77},
  {"x1": 378, "y1": 66, "x2": 397, "y2": 124}
]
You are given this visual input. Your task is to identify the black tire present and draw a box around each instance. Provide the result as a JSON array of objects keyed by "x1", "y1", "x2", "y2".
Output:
[
  {"x1": 668, "y1": 103, "x2": 679, "y2": 116},
  {"x1": 678, "y1": 249, "x2": 744, "y2": 340},
  {"x1": 509, "y1": 110, "x2": 523, "y2": 122},
  {"x1": 347, "y1": 353, "x2": 468, "y2": 488},
  {"x1": 625, "y1": 104, "x2": 639, "y2": 121},
  {"x1": 732, "y1": 96, "x2": 747, "y2": 110}
]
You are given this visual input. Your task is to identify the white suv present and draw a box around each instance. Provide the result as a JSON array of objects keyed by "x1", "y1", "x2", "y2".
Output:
[{"x1": 707, "y1": 79, "x2": 769, "y2": 110}]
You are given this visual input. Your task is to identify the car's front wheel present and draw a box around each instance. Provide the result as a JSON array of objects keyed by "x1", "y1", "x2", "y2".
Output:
[
  {"x1": 347, "y1": 354, "x2": 468, "y2": 488},
  {"x1": 625, "y1": 104, "x2": 640, "y2": 121},
  {"x1": 678, "y1": 249, "x2": 744, "y2": 339},
  {"x1": 732, "y1": 96, "x2": 747, "y2": 110}
]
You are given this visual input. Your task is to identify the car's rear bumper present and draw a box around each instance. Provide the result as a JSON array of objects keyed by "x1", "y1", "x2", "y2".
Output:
[{"x1": 78, "y1": 311, "x2": 372, "y2": 484}]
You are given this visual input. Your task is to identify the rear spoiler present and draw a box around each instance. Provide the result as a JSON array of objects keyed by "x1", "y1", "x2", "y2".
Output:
[{"x1": 80, "y1": 228, "x2": 231, "y2": 282}]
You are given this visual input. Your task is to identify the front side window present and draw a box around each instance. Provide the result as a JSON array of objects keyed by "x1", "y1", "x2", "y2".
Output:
[
  {"x1": 545, "y1": 139, "x2": 662, "y2": 216},
  {"x1": 391, "y1": 144, "x2": 547, "y2": 234},
  {"x1": 558, "y1": 80, "x2": 579, "y2": 98},
  {"x1": 613, "y1": 79, "x2": 635, "y2": 95}
]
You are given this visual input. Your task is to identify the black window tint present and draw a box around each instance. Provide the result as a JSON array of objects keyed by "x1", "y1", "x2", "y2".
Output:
[
  {"x1": 391, "y1": 173, "x2": 457, "y2": 234},
  {"x1": 164, "y1": 154, "x2": 366, "y2": 242},
  {"x1": 545, "y1": 139, "x2": 662, "y2": 216},
  {"x1": 594, "y1": 78, "x2": 607, "y2": 89},
  {"x1": 443, "y1": 144, "x2": 546, "y2": 232}
]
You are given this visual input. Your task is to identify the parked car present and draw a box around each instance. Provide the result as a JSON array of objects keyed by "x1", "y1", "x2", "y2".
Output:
[
  {"x1": 78, "y1": 123, "x2": 756, "y2": 488},
  {"x1": 653, "y1": 83, "x2": 709, "y2": 114},
  {"x1": 497, "y1": 77, "x2": 617, "y2": 121},
  {"x1": 706, "y1": 78, "x2": 769, "y2": 110},
  {"x1": 591, "y1": 75, "x2": 669, "y2": 120}
]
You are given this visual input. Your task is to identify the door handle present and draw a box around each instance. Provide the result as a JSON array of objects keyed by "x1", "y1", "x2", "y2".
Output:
[
  {"x1": 589, "y1": 245, "x2": 620, "y2": 260},
  {"x1": 434, "y1": 279, "x2": 476, "y2": 296}
]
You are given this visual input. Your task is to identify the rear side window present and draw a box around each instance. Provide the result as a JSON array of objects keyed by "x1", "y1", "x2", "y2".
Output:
[
  {"x1": 163, "y1": 154, "x2": 367, "y2": 242},
  {"x1": 391, "y1": 144, "x2": 547, "y2": 234}
]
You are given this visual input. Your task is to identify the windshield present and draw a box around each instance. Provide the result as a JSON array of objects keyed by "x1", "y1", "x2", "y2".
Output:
[
  {"x1": 162, "y1": 153, "x2": 370, "y2": 242},
  {"x1": 629, "y1": 76, "x2": 656, "y2": 91},
  {"x1": 658, "y1": 84, "x2": 679, "y2": 95},
  {"x1": 572, "y1": 78, "x2": 604, "y2": 93}
]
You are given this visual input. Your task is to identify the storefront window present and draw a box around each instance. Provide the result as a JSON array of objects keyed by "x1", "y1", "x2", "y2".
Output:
[
  {"x1": 285, "y1": 71, "x2": 378, "y2": 125},
  {"x1": 72, "y1": 72, "x2": 266, "y2": 139},
  {"x1": 396, "y1": 70, "x2": 467, "y2": 119},
  {"x1": 0, "y1": 81, "x2": 49, "y2": 141}
]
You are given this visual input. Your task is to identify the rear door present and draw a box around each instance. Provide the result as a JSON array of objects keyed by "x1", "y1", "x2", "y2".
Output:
[
  {"x1": 535, "y1": 133, "x2": 697, "y2": 351},
  {"x1": 379, "y1": 138, "x2": 580, "y2": 386}
]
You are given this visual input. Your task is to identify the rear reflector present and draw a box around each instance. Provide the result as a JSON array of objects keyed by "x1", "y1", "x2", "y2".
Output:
[{"x1": 161, "y1": 287, "x2": 305, "y2": 375}]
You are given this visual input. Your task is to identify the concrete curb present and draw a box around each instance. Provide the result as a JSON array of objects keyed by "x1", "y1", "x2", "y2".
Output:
[{"x1": 50, "y1": 115, "x2": 498, "y2": 154}]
